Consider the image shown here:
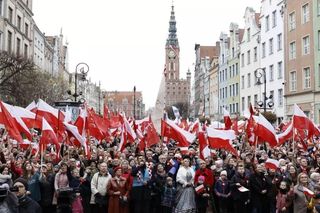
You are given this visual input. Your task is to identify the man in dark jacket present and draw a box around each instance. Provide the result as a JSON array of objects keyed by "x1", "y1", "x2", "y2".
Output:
[
  {"x1": 13, "y1": 177, "x2": 42, "y2": 213},
  {"x1": 249, "y1": 164, "x2": 270, "y2": 213},
  {"x1": 39, "y1": 164, "x2": 55, "y2": 213},
  {"x1": 231, "y1": 163, "x2": 250, "y2": 213},
  {"x1": 0, "y1": 185, "x2": 18, "y2": 213}
]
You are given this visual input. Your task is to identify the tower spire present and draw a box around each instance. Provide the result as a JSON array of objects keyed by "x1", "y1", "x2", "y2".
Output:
[{"x1": 166, "y1": 2, "x2": 179, "y2": 48}]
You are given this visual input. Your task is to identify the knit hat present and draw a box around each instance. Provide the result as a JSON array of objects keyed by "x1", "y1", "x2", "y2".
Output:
[
  {"x1": 14, "y1": 178, "x2": 28, "y2": 190},
  {"x1": 114, "y1": 166, "x2": 122, "y2": 174},
  {"x1": 198, "y1": 175, "x2": 205, "y2": 182},
  {"x1": 220, "y1": 170, "x2": 227, "y2": 177}
]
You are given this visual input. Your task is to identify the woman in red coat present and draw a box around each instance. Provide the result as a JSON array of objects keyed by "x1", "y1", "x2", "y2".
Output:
[{"x1": 107, "y1": 167, "x2": 130, "y2": 213}]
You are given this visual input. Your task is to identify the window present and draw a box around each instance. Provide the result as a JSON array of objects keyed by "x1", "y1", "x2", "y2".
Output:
[
  {"x1": 241, "y1": 53, "x2": 244, "y2": 67},
  {"x1": 8, "y1": 7, "x2": 13, "y2": 23},
  {"x1": 25, "y1": 23, "x2": 29, "y2": 37},
  {"x1": 270, "y1": 90, "x2": 274, "y2": 102},
  {"x1": 241, "y1": 75, "x2": 245, "y2": 89},
  {"x1": 265, "y1": 15, "x2": 270, "y2": 32},
  {"x1": 247, "y1": 73, "x2": 251, "y2": 88},
  {"x1": 247, "y1": 28, "x2": 250, "y2": 42},
  {"x1": 277, "y1": 33, "x2": 282, "y2": 51},
  {"x1": 7, "y1": 31, "x2": 12, "y2": 53},
  {"x1": 302, "y1": 3, "x2": 310, "y2": 24},
  {"x1": 242, "y1": 97, "x2": 245, "y2": 112},
  {"x1": 318, "y1": 0, "x2": 320, "y2": 16},
  {"x1": 262, "y1": 42, "x2": 266, "y2": 58},
  {"x1": 170, "y1": 62, "x2": 174, "y2": 70},
  {"x1": 232, "y1": 47, "x2": 235, "y2": 58},
  {"x1": 278, "y1": 89, "x2": 283, "y2": 106},
  {"x1": 272, "y1": 10, "x2": 277, "y2": 28},
  {"x1": 16, "y1": 38, "x2": 20, "y2": 56},
  {"x1": 24, "y1": 44, "x2": 28, "y2": 58},
  {"x1": 232, "y1": 65, "x2": 235, "y2": 77},
  {"x1": 269, "y1": 65, "x2": 274, "y2": 81},
  {"x1": 290, "y1": 71, "x2": 297, "y2": 91},
  {"x1": 225, "y1": 69, "x2": 227, "y2": 80},
  {"x1": 278, "y1": 61, "x2": 283, "y2": 79},
  {"x1": 236, "y1": 103, "x2": 239, "y2": 113},
  {"x1": 289, "y1": 41, "x2": 296, "y2": 60},
  {"x1": 247, "y1": 96, "x2": 251, "y2": 108},
  {"x1": 235, "y1": 63, "x2": 238, "y2": 75},
  {"x1": 303, "y1": 67, "x2": 311, "y2": 89},
  {"x1": 17, "y1": 16, "x2": 21, "y2": 30},
  {"x1": 289, "y1": 12, "x2": 296, "y2": 31},
  {"x1": 269, "y1": 38, "x2": 273, "y2": 55},
  {"x1": 302, "y1": 36, "x2": 310, "y2": 55},
  {"x1": 236, "y1": 83, "x2": 239, "y2": 95},
  {"x1": 229, "y1": 85, "x2": 232, "y2": 97},
  {"x1": 254, "y1": 47, "x2": 257, "y2": 62},
  {"x1": 0, "y1": 0, "x2": 3, "y2": 16},
  {"x1": 247, "y1": 50, "x2": 251, "y2": 65}
]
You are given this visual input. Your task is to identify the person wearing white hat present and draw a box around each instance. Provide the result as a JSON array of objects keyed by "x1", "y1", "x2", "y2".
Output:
[{"x1": 214, "y1": 170, "x2": 231, "y2": 213}]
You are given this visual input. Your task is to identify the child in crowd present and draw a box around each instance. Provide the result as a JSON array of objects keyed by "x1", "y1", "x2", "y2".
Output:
[
  {"x1": 161, "y1": 176, "x2": 176, "y2": 213},
  {"x1": 195, "y1": 175, "x2": 210, "y2": 213}
]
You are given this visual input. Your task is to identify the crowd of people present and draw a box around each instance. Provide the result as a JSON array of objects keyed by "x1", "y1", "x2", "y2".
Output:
[{"x1": 0, "y1": 127, "x2": 320, "y2": 213}]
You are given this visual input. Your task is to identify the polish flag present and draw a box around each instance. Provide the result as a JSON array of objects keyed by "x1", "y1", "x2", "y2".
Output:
[
  {"x1": 277, "y1": 121, "x2": 293, "y2": 145},
  {"x1": 118, "y1": 125, "x2": 128, "y2": 152},
  {"x1": 36, "y1": 99, "x2": 65, "y2": 132},
  {"x1": 293, "y1": 104, "x2": 320, "y2": 137},
  {"x1": 15, "y1": 106, "x2": 40, "y2": 129},
  {"x1": 64, "y1": 122, "x2": 87, "y2": 154},
  {"x1": 74, "y1": 108, "x2": 87, "y2": 136},
  {"x1": 26, "y1": 100, "x2": 37, "y2": 111},
  {"x1": 254, "y1": 114, "x2": 278, "y2": 147},
  {"x1": 40, "y1": 118, "x2": 59, "y2": 150},
  {"x1": 195, "y1": 184, "x2": 205, "y2": 194},
  {"x1": 188, "y1": 119, "x2": 200, "y2": 134},
  {"x1": 120, "y1": 113, "x2": 136, "y2": 143},
  {"x1": 206, "y1": 127, "x2": 238, "y2": 157},
  {"x1": 223, "y1": 108, "x2": 232, "y2": 130},
  {"x1": 198, "y1": 131, "x2": 210, "y2": 160},
  {"x1": 169, "y1": 158, "x2": 176, "y2": 166},
  {"x1": 303, "y1": 187, "x2": 315, "y2": 197},
  {"x1": 0, "y1": 101, "x2": 23, "y2": 143},
  {"x1": 19, "y1": 139, "x2": 39, "y2": 155},
  {"x1": 265, "y1": 158, "x2": 280, "y2": 170},
  {"x1": 2, "y1": 102, "x2": 32, "y2": 140}
]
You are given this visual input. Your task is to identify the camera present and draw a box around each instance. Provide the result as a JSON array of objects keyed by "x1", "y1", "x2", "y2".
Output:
[{"x1": 9, "y1": 186, "x2": 19, "y2": 192}]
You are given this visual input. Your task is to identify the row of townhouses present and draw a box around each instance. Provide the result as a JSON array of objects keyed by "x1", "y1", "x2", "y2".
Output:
[
  {"x1": 0, "y1": 0, "x2": 103, "y2": 112},
  {"x1": 193, "y1": 0, "x2": 320, "y2": 124}
]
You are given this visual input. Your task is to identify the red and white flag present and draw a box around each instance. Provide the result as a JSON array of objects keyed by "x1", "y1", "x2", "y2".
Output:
[
  {"x1": 64, "y1": 122, "x2": 87, "y2": 154},
  {"x1": 195, "y1": 184, "x2": 205, "y2": 194},
  {"x1": 118, "y1": 125, "x2": 128, "y2": 152},
  {"x1": 120, "y1": 113, "x2": 136, "y2": 143},
  {"x1": 303, "y1": 187, "x2": 315, "y2": 197},
  {"x1": 254, "y1": 114, "x2": 278, "y2": 147},
  {"x1": 206, "y1": 127, "x2": 238, "y2": 157},
  {"x1": 265, "y1": 158, "x2": 280, "y2": 170},
  {"x1": 40, "y1": 118, "x2": 59, "y2": 150},
  {"x1": 188, "y1": 119, "x2": 200, "y2": 134},
  {"x1": 293, "y1": 104, "x2": 320, "y2": 138},
  {"x1": 0, "y1": 101, "x2": 23, "y2": 143},
  {"x1": 198, "y1": 131, "x2": 210, "y2": 160},
  {"x1": 223, "y1": 108, "x2": 232, "y2": 130},
  {"x1": 277, "y1": 121, "x2": 293, "y2": 145}
]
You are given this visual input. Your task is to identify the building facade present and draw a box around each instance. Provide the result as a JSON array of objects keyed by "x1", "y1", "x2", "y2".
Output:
[
  {"x1": 239, "y1": 7, "x2": 261, "y2": 115},
  {"x1": 194, "y1": 44, "x2": 219, "y2": 117},
  {"x1": 104, "y1": 91, "x2": 145, "y2": 119},
  {"x1": 314, "y1": 0, "x2": 320, "y2": 123},
  {"x1": 209, "y1": 56, "x2": 219, "y2": 119},
  {"x1": 218, "y1": 32, "x2": 229, "y2": 115},
  {"x1": 260, "y1": 0, "x2": 285, "y2": 124},
  {"x1": 284, "y1": 0, "x2": 317, "y2": 121},
  {"x1": 226, "y1": 23, "x2": 243, "y2": 116},
  {"x1": 164, "y1": 5, "x2": 191, "y2": 110},
  {"x1": 0, "y1": 0, "x2": 34, "y2": 58}
]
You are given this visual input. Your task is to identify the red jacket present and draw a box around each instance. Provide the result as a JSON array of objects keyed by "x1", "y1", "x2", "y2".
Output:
[{"x1": 194, "y1": 168, "x2": 214, "y2": 189}]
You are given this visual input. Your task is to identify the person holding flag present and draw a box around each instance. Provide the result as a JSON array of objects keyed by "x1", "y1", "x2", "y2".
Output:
[{"x1": 293, "y1": 173, "x2": 314, "y2": 213}]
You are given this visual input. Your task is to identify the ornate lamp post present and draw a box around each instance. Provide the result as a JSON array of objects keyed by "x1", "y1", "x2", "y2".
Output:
[
  {"x1": 254, "y1": 68, "x2": 274, "y2": 112},
  {"x1": 67, "y1": 62, "x2": 89, "y2": 102}
]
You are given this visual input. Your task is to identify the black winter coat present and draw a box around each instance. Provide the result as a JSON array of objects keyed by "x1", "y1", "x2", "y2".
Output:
[{"x1": 18, "y1": 195, "x2": 42, "y2": 213}]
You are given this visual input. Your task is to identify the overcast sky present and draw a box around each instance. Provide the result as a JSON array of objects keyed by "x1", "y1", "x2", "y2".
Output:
[{"x1": 33, "y1": 0, "x2": 260, "y2": 109}]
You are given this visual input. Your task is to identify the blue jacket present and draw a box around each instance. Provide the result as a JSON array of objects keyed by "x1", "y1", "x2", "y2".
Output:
[
  {"x1": 27, "y1": 172, "x2": 41, "y2": 202},
  {"x1": 131, "y1": 166, "x2": 150, "y2": 187}
]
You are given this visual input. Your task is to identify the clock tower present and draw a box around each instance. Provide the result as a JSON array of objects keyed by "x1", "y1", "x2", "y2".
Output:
[
  {"x1": 165, "y1": 5, "x2": 180, "y2": 81},
  {"x1": 163, "y1": 3, "x2": 191, "y2": 108}
]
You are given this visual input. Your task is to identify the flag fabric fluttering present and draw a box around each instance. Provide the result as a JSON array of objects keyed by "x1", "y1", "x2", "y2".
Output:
[
  {"x1": 254, "y1": 114, "x2": 278, "y2": 147},
  {"x1": 223, "y1": 108, "x2": 232, "y2": 130},
  {"x1": 265, "y1": 158, "x2": 280, "y2": 170}
]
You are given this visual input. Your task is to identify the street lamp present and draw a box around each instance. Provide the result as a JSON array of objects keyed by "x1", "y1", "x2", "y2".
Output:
[
  {"x1": 67, "y1": 63, "x2": 89, "y2": 102},
  {"x1": 254, "y1": 68, "x2": 274, "y2": 113}
]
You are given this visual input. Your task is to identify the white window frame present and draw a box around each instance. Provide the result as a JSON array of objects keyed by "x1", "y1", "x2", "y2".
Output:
[
  {"x1": 247, "y1": 73, "x2": 251, "y2": 88},
  {"x1": 302, "y1": 35, "x2": 310, "y2": 55},
  {"x1": 277, "y1": 33, "x2": 282, "y2": 51},
  {"x1": 269, "y1": 38, "x2": 273, "y2": 55},
  {"x1": 301, "y1": 3, "x2": 310, "y2": 24},
  {"x1": 272, "y1": 10, "x2": 277, "y2": 28},
  {"x1": 289, "y1": 41, "x2": 296, "y2": 60},
  {"x1": 303, "y1": 67, "x2": 311, "y2": 89},
  {"x1": 265, "y1": 15, "x2": 270, "y2": 32},
  {"x1": 262, "y1": 42, "x2": 266, "y2": 58},
  {"x1": 247, "y1": 50, "x2": 251, "y2": 65},
  {"x1": 278, "y1": 89, "x2": 283, "y2": 106},
  {"x1": 277, "y1": 61, "x2": 282, "y2": 79},
  {"x1": 289, "y1": 11, "x2": 296, "y2": 31},
  {"x1": 269, "y1": 65, "x2": 274, "y2": 82},
  {"x1": 241, "y1": 75, "x2": 245, "y2": 89},
  {"x1": 290, "y1": 71, "x2": 297, "y2": 91}
]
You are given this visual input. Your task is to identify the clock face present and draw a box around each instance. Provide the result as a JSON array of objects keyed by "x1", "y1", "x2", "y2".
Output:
[{"x1": 168, "y1": 50, "x2": 175, "y2": 58}]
